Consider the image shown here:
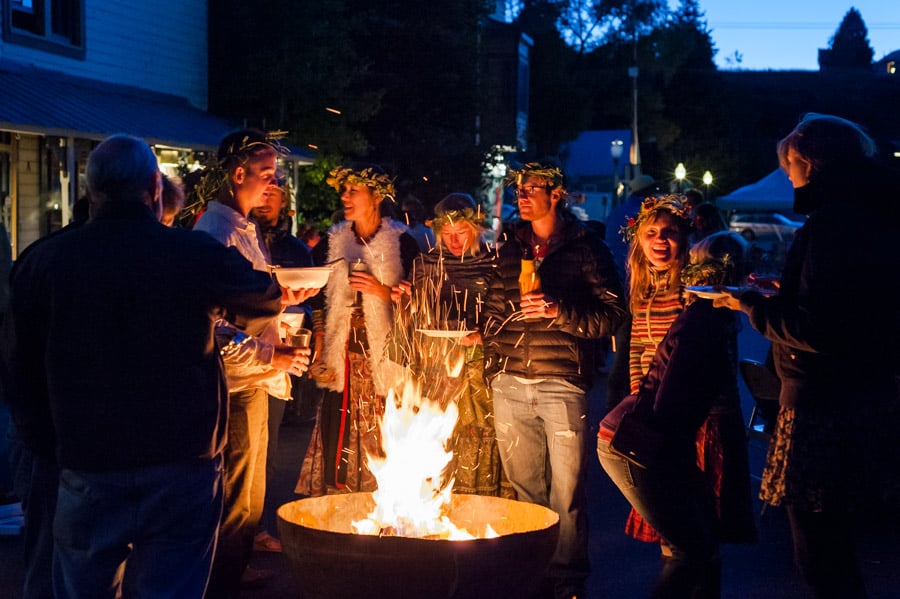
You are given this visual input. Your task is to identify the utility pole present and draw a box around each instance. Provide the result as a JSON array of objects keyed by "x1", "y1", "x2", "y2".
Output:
[{"x1": 628, "y1": 1, "x2": 641, "y2": 180}]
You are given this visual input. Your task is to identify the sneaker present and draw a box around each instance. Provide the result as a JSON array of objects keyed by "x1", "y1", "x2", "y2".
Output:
[{"x1": 253, "y1": 531, "x2": 283, "y2": 553}]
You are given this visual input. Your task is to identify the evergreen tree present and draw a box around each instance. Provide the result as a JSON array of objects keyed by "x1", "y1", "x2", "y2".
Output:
[{"x1": 823, "y1": 8, "x2": 874, "y2": 69}]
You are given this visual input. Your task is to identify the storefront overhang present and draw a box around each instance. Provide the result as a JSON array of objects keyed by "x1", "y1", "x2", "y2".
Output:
[{"x1": 0, "y1": 60, "x2": 313, "y2": 164}]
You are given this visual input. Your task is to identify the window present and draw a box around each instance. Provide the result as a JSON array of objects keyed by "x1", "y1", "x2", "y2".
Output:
[{"x1": 3, "y1": 0, "x2": 84, "y2": 58}]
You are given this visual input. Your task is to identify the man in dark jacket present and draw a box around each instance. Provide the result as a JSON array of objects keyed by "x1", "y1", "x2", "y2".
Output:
[
  {"x1": 249, "y1": 177, "x2": 314, "y2": 553},
  {"x1": 2, "y1": 134, "x2": 288, "y2": 598},
  {"x1": 483, "y1": 162, "x2": 626, "y2": 599}
]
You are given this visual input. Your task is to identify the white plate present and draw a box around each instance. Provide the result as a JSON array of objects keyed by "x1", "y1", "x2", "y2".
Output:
[
  {"x1": 416, "y1": 329, "x2": 474, "y2": 339},
  {"x1": 685, "y1": 285, "x2": 775, "y2": 300}
]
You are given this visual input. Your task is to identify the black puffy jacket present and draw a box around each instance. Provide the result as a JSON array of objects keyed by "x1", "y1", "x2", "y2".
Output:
[
  {"x1": 411, "y1": 243, "x2": 496, "y2": 331},
  {"x1": 482, "y1": 216, "x2": 626, "y2": 390}
]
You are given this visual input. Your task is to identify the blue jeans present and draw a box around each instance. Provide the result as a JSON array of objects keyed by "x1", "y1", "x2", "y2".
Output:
[
  {"x1": 52, "y1": 456, "x2": 223, "y2": 599},
  {"x1": 597, "y1": 438, "x2": 721, "y2": 598},
  {"x1": 490, "y1": 373, "x2": 590, "y2": 597}
]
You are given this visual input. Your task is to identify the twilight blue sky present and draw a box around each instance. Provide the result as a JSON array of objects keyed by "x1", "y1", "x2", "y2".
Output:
[{"x1": 697, "y1": 1, "x2": 899, "y2": 70}]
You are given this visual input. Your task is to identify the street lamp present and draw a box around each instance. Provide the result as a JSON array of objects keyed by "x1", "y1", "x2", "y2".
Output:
[
  {"x1": 674, "y1": 162, "x2": 686, "y2": 192},
  {"x1": 702, "y1": 170, "x2": 713, "y2": 200},
  {"x1": 610, "y1": 139, "x2": 624, "y2": 207}
]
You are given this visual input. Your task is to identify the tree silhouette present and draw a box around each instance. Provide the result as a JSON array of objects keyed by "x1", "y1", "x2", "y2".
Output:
[{"x1": 820, "y1": 8, "x2": 874, "y2": 70}]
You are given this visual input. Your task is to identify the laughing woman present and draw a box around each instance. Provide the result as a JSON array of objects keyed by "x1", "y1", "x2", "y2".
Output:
[
  {"x1": 598, "y1": 231, "x2": 756, "y2": 598},
  {"x1": 296, "y1": 165, "x2": 419, "y2": 496}
]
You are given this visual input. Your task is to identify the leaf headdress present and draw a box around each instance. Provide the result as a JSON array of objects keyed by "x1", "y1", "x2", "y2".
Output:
[
  {"x1": 680, "y1": 253, "x2": 735, "y2": 288},
  {"x1": 619, "y1": 194, "x2": 692, "y2": 242},
  {"x1": 326, "y1": 166, "x2": 396, "y2": 202},
  {"x1": 503, "y1": 162, "x2": 566, "y2": 192},
  {"x1": 182, "y1": 130, "x2": 289, "y2": 218}
]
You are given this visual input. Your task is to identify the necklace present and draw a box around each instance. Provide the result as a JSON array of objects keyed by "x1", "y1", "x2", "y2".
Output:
[{"x1": 531, "y1": 232, "x2": 553, "y2": 261}]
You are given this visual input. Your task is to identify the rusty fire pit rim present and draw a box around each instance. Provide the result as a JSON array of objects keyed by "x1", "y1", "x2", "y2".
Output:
[{"x1": 277, "y1": 492, "x2": 560, "y2": 543}]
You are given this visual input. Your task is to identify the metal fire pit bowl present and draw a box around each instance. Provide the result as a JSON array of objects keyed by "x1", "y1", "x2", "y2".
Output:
[{"x1": 277, "y1": 492, "x2": 560, "y2": 599}]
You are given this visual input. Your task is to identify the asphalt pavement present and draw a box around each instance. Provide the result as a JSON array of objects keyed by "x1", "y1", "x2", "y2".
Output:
[{"x1": 1, "y1": 318, "x2": 898, "y2": 598}]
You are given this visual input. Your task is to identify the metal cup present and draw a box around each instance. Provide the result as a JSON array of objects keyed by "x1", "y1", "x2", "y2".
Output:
[
  {"x1": 288, "y1": 328, "x2": 312, "y2": 349},
  {"x1": 349, "y1": 260, "x2": 369, "y2": 307}
]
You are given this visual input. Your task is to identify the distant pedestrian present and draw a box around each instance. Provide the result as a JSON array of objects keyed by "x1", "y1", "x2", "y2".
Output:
[
  {"x1": 401, "y1": 194, "x2": 435, "y2": 253},
  {"x1": 691, "y1": 201, "x2": 728, "y2": 243},
  {"x1": 160, "y1": 173, "x2": 185, "y2": 227}
]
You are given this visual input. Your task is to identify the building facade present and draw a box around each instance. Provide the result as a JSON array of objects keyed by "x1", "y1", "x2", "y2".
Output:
[{"x1": 0, "y1": 0, "x2": 232, "y2": 255}]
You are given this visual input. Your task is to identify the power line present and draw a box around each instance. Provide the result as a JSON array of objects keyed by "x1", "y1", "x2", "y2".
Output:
[{"x1": 710, "y1": 21, "x2": 900, "y2": 31}]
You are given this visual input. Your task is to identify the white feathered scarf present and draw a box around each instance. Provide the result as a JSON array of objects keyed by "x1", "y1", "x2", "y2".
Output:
[{"x1": 322, "y1": 218, "x2": 406, "y2": 394}]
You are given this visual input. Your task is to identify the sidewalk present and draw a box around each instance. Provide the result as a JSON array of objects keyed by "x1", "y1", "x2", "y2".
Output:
[{"x1": 2, "y1": 322, "x2": 899, "y2": 597}]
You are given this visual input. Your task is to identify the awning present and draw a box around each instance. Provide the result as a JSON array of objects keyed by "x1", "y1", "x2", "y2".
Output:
[
  {"x1": 0, "y1": 60, "x2": 313, "y2": 163},
  {"x1": 717, "y1": 169, "x2": 794, "y2": 213}
]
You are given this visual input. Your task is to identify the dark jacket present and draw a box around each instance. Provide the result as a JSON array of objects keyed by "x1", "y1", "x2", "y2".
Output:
[
  {"x1": 602, "y1": 300, "x2": 740, "y2": 446},
  {"x1": 602, "y1": 299, "x2": 757, "y2": 543},
  {"x1": 411, "y1": 243, "x2": 496, "y2": 331},
  {"x1": 258, "y1": 213, "x2": 314, "y2": 322},
  {"x1": 3, "y1": 201, "x2": 282, "y2": 471},
  {"x1": 259, "y1": 215, "x2": 314, "y2": 269},
  {"x1": 483, "y1": 216, "x2": 626, "y2": 390},
  {"x1": 739, "y1": 165, "x2": 900, "y2": 408}
]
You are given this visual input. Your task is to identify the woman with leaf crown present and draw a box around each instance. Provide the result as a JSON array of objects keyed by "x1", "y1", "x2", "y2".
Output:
[
  {"x1": 598, "y1": 231, "x2": 756, "y2": 598},
  {"x1": 295, "y1": 164, "x2": 420, "y2": 496},
  {"x1": 393, "y1": 192, "x2": 514, "y2": 498}
]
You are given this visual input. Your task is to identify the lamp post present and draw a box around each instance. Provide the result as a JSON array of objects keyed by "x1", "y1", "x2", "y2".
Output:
[
  {"x1": 702, "y1": 170, "x2": 713, "y2": 200},
  {"x1": 610, "y1": 139, "x2": 624, "y2": 208},
  {"x1": 674, "y1": 162, "x2": 686, "y2": 193}
]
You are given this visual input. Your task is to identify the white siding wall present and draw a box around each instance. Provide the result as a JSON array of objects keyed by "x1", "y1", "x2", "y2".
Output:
[
  {"x1": 14, "y1": 135, "x2": 41, "y2": 253},
  {"x1": 0, "y1": 1, "x2": 208, "y2": 109}
]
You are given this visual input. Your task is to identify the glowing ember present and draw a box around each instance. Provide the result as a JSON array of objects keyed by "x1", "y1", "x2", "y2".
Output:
[{"x1": 351, "y1": 378, "x2": 496, "y2": 540}]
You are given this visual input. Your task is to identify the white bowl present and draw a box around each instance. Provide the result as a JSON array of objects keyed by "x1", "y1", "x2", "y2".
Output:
[{"x1": 271, "y1": 266, "x2": 334, "y2": 290}]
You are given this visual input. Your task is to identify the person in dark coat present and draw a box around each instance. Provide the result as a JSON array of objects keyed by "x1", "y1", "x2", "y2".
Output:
[
  {"x1": 482, "y1": 162, "x2": 626, "y2": 599},
  {"x1": 249, "y1": 178, "x2": 315, "y2": 553},
  {"x1": 396, "y1": 192, "x2": 512, "y2": 497},
  {"x1": 716, "y1": 113, "x2": 900, "y2": 598},
  {"x1": 598, "y1": 231, "x2": 757, "y2": 598},
  {"x1": 1, "y1": 134, "x2": 287, "y2": 598}
]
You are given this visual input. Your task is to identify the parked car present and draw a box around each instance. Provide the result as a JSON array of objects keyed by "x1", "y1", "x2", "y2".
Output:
[{"x1": 728, "y1": 212, "x2": 804, "y2": 241}]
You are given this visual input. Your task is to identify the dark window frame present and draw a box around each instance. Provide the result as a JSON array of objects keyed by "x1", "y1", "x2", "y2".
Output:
[{"x1": 3, "y1": 0, "x2": 85, "y2": 59}]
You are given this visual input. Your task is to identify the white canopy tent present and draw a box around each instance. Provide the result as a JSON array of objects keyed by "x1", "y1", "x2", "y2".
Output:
[{"x1": 717, "y1": 169, "x2": 794, "y2": 213}]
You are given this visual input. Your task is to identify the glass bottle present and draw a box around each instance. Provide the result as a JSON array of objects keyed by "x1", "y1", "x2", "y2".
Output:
[{"x1": 519, "y1": 244, "x2": 541, "y2": 296}]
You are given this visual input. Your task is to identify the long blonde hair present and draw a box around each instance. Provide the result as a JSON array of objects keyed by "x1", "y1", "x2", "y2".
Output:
[{"x1": 625, "y1": 206, "x2": 692, "y2": 314}]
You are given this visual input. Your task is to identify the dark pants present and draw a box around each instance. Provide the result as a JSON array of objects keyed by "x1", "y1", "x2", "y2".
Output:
[
  {"x1": 12, "y1": 444, "x2": 58, "y2": 599},
  {"x1": 786, "y1": 505, "x2": 866, "y2": 598},
  {"x1": 53, "y1": 458, "x2": 222, "y2": 599},
  {"x1": 207, "y1": 388, "x2": 269, "y2": 599},
  {"x1": 259, "y1": 395, "x2": 286, "y2": 534}
]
